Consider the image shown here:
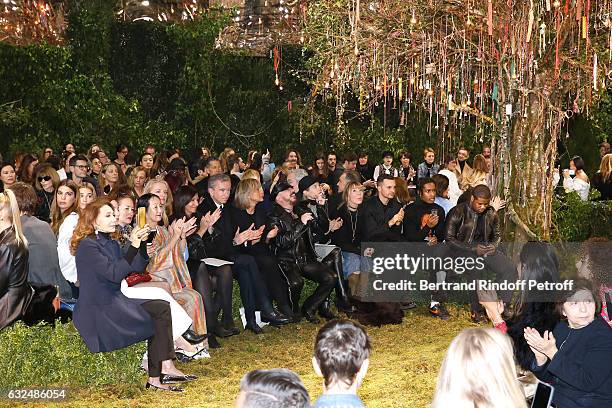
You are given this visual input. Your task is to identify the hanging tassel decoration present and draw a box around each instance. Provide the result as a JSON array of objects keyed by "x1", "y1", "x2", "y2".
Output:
[
  {"x1": 273, "y1": 47, "x2": 280, "y2": 86},
  {"x1": 487, "y1": 0, "x2": 493, "y2": 36}
]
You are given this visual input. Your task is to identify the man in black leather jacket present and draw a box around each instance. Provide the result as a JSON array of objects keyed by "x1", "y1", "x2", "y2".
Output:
[
  {"x1": 444, "y1": 185, "x2": 517, "y2": 322},
  {"x1": 295, "y1": 176, "x2": 354, "y2": 314},
  {"x1": 268, "y1": 181, "x2": 336, "y2": 323}
]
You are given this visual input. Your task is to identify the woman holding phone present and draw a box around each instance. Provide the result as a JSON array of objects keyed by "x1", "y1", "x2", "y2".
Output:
[
  {"x1": 71, "y1": 197, "x2": 197, "y2": 392},
  {"x1": 139, "y1": 193, "x2": 209, "y2": 341}
]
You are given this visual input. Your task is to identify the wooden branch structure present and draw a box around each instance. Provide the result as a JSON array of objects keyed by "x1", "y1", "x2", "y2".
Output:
[{"x1": 302, "y1": 0, "x2": 612, "y2": 239}]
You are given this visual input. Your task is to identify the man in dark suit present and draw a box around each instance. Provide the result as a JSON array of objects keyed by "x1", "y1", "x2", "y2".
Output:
[
  {"x1": 196, "y1": 174, "x2": 289, "y2": 334},
  {"x1": 360, "y1": 174, "x2": 404, "y2": 242}
]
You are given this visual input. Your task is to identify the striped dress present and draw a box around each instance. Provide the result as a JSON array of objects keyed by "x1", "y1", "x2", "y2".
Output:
[{"x1": 146, "y1": 226, "x2": 207, "y2": 335}]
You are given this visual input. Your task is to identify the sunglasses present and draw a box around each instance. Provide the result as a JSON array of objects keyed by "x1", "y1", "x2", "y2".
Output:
[{"x1": 38, "y1": 175, "x2": 52, "y2": 182}]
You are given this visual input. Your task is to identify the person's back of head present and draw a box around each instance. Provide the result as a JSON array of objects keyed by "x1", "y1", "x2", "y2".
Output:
[
  {"x1": 432, "y1": 328, "x2": 526, "y2": 408},
  {"x1": 313, "y1": 319, "x2": 371, "y2": 392},
  {"x1": 236, "y1": 368, "x2": 310, "y2": 408}
]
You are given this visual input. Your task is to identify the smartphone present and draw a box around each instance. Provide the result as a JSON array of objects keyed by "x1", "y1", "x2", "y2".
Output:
[
  {"x1": 531, "y1": 381, "x2": 554, "y2": 408},
  {"x1": 137, "y1": 207, "x2": 146, "y2": 229},
  {"x1": 430, "y1": 208, "x2": 438, "y2": 217}
]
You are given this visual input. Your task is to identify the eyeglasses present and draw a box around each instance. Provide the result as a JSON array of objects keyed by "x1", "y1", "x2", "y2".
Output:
[
  {"x1": 75, "y1": 165, "x2": 90, "y2": 170},
  {"x1": 37, "y1": 175, "x2": 52, "y2": 182}
]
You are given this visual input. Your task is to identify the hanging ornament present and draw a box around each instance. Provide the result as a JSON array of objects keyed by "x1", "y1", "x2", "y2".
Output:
[
  {"x1": 273, "y1": 47, "x2": 281, "y2": 87},
  {"x1": 593, "y1": 53, "x2": 598, "y2": 90}
]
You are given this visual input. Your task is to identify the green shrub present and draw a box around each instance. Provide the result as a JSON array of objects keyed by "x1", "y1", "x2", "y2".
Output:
[
  {"x1": 0, "y1": 321, "x2": 145, "y2": 388},
  {"x1": 552, "y1": 190, "x2": 612, "y2": 241}
]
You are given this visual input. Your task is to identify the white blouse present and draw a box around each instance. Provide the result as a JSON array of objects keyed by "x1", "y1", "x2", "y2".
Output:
[{"x1": 563, "y1": 177, "x2": 590, "y2": 201}]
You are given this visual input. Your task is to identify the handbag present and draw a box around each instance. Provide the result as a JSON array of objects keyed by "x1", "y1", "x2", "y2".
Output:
[{"x1": 125, "y1": 272, "x2": 152, "y2": 287}]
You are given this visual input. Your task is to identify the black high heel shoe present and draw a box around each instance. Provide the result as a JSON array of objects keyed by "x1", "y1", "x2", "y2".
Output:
[
  {"x1": 146, "y1": 382, "x2": 184, "y2": 392},
  {"x1": 160, "y1": 374, "x2": 198, "y2": 384}
]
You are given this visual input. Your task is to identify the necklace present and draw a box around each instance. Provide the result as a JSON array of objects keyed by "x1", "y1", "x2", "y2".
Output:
[{"x1": 348, "y1": 208, "x2": 358, "y2": 242}]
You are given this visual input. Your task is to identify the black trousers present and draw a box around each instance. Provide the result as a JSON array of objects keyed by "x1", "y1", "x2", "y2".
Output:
[
  {"x1": 189, "y1": 261, "x2": 233, "y2": 330},
  {"x1": 279, "y1": 259, "x2": 335, "y2": 314},
  {"x1": 229, "y1": 254, "x2": 274, "y2": 324},
  {"x1": 141, "y1": 300, "x2": 175, "y2": 377},
  {"x1": 253, "y1": 254, "x2": 292, "y2": 315}
]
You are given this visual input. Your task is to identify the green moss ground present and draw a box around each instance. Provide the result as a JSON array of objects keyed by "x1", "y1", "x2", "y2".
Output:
[{"x1": 8, "y1": 305, "x2": 480, "y2": 408}]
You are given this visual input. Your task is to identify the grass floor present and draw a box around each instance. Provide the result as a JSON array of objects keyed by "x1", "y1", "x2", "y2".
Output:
[{"x1": 12, "y1": 304, "x2": 481, "y2": 408}]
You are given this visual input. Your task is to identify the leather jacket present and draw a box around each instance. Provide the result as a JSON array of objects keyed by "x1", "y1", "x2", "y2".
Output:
[
  {"x1": 295, "y1": 198, "x2": 330, "y2": 244},
  {"x1": 268, "y1": 203, "x2": 318, "y2": 263},
  {"x1": 444, "y1": 202, "x2": 501, "y2": 252},
  {"x1": 0, "y1": 228, "x2": 33, "y2": 330}
]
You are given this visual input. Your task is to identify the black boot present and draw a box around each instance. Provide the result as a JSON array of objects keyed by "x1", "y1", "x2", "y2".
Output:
[
  {"x1": 323, "y1": 249, "x2": 355, "y2": 313},
  {"x1": 335, "y1": 277, "x2": 356, "y2": 313},
  {"x1": 317, "y1": 298, "x2": 337, "y2": 320}
]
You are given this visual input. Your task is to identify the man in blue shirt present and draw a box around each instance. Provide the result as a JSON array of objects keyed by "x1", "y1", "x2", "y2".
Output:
[{"x1": 312, "y1": 319, "x2": 370, "y2": 408}]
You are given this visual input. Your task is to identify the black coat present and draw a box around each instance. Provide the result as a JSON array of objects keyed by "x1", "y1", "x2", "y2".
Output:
[
  {"x1": 295, "y1": 199, "x2": 331, "y2": 244},
  {"x1": 196, "y1": 196, "x2": 237, "y2": 260},
  {"x1": 268, "y1": 203, "x2": 317, "y2": 262},
  {"x1": 532, "y1": 316, "x2": 612, "y2": 408},
  {"x1": 402, "y1": 200, "x2": 446, "y2": 242},
  {"x1": 360, "y1": 196, "x2": 402, "y2": 242},
  {"x1": 73, "y1": 234, "x2": 153, "y2": 353},
  {"x1": 0, "y1": 228, "x2": 33, "y2": 330},
  {"x1": 444, "y1": 201, "x2": 501, "y2": 252},
  {"x1": 329, "y1": 204, "x2": 364, "y2": 254},
  {"x1": 230, "y1": 204, "x2": 273, "y2": 256}
]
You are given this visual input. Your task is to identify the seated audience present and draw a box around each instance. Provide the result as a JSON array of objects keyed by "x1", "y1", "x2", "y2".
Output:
[
  {"x1": 576, "y1": 237, "x2": 612, "y2": 326},
  {"x1": 34, "y1": 164, "x2": 60, "y2": 223},
  {"x1": 438, "y1": 155, "x2": 462, "y2": 205},
  {"x1": 480, "y1": 241, "x2": 561, "y2": 371},
  {"x1": 231, "y1": 179, "x2": 293, "y2": 320},
  {"x1": 453, "y1": 147, "x2": 473, "y2": 188},
  {"x1": 235, "y1": 368, "x2": 310, "y2": 408},
  {"x1": 526, "y1": 279, "x2": 612, "y2": 407},
  {"x1": 99, "y1": 162, "x2": 126, "y2": 195},
  {"x1": 16, "y1": 153, "x2": 38, "y2": 185},
  {"x1": 591, "y1": 153, "x2": 611, "y2": 200},
  {"x1": 431, "y1": 173, "x2": 453, "y2": 215},
  {"x1": 52, "y1": 180, "x2": 80, "y2": 297},
  {"x1": 296, "y1": 175, "x2": 350, "y2": 315},
  {"x1": 9, "y1": 182, "x2": 72, "y2": 301},
  {"x1": 0, "y1": 188, "x2": 57, "y2": 330},
  {"x1": 432, "y1": 328, "x2": 527, "y2": 408},
  {"x1": 71, "y1": 198, "x2": 196, "y2": 392},
  {"x1": 361, "y1": 174, "x2": 403, "y2": 242},
  {"x1": 403, "y1": 177, "x2": 447, "y2": 320},
  {"x1": 562, "y1": 155, "x2": 590, "y2": 201},
  {"x1": 460, "y1": 153, "x2": 488, "y2": 190},
  {"x1": 1, "y1": 163, "x2": 17, "y2": 191},
  {"x1": 197, "y1": 174, "x2": 288, "y2": 333},
  {"x1": 330, "y1": 182, "x2": 366, "y2": 279},
  {"x1": 373, "y1": 151, "x2": 399, "y2": 181},
  {"x1": 416, "y1": 147, "x2": 440, "y2": 182},
  {"x1": 268, "y1": 181, "x2": 336, "y2": 323},
  {"x1": 171, "y1": 185, "x2": 238, "y2": 339},
  {"x1": 398, "y1": 150, "x2": 416, "y2": 186},
  {"x1": 128, "y1": 165, "x2": 148, "y2": 198},
  {"x1": 139, "y1": 193, "x2": 208, "y2": 337},
  {"x1": 444, "y1": 185, "x2": 517, "y2": 323},
  {"x1": 312, "y1": 319, "x2": 371, "y2": 408}
]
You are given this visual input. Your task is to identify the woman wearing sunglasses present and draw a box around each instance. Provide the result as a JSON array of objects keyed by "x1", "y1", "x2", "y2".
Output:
[{"x1": 34, "y1": 165, "x2": 60, "y2": 223}]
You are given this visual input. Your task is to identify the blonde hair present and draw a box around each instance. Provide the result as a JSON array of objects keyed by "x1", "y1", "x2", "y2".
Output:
[
  {"x1": 34, "y1": 165, "x2": 60, "y2": 192},
  {"x1": 0, "y1": 188, "x2": 28, "y2": 247},
  {"x1": 234, "y1": 178, "x2": 262, "y2": 210},
  {"x1": 599, "y1": 153, "x2": 612, "y2": 181},
  {"x1": 128, "y1": 166, "x2": 149, "y2": 189},
  {"x1": 242, "y1": 168, "x2": 261, "y2": 181},
  {"x1": 143, "y1": 178, "x2": 173, "y2": 225},
  {"x1": 432, "y1": 328, "x2": 526, "y2": 408}
]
